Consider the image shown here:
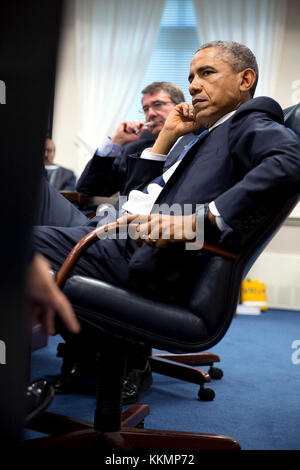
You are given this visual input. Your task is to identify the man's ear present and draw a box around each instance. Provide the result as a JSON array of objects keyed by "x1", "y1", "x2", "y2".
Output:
[{"x1": 239, "y1": 68, "x2": 256, "y2": 94}]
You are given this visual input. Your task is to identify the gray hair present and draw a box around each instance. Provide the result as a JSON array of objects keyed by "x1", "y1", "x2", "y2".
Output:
[
  {"x1": 197, "y1": 40, "x2": 259, "y2": 98},
  {"x1": 142, "y1": 81, "x2": 185, "y2": 104}
]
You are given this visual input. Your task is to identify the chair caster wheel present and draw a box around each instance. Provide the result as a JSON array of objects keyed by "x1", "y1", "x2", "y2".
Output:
[
  {"x1": 209, "y1": 366, "x2": 223, "y2": 380},
  {"x1": 135, "y1": 420, "x2": 144, "y2": 429},
  {"x1": 198, "y1": 386, "x2": 215, "y2": 401}
]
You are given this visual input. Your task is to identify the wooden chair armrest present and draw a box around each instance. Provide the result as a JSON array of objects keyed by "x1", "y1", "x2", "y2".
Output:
[
  {"x1": 56, "y1": 228, "x2": 237, "y2": 289},
  {"x1": 60, "y1": 191, "x2": 90, "y2": 205},
  {"x1": 202, "y1": 242, "x2": 237, "y2": 260},
  {"x1": 60, "y1": 191, "x2": 119, "y2": 209},
  {"x1": 56, "y1": 228, "x2": 99, "y2": 288}
]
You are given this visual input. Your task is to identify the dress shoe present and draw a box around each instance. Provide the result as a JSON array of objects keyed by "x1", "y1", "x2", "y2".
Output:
[
  {"x1": 53, "y1": 343, "x2": 152, "y2": 403},
  {"x1": 25, "y1": 379, "x2": 54, "y2": 425},
  {"x1": 53, "y1": 361, "x2": 93, "y2": 394},
  {"x1": 53, "y1": 361, "x2": 153, "y2": 404},
  {"x1": 122, "y1": 361, "x2": 152, "y2": 405},
  {"x1": 53, "y1": 342, "x2": 96, "y2": 394}
]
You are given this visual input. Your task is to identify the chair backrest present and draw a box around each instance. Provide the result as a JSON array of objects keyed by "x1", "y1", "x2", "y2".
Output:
[
  {"x1": 284, "y1": 102, "x2": 300, "y2": 137},
  {"x1": 189, "y1": 196, "x2": 298, "y2": 348}
]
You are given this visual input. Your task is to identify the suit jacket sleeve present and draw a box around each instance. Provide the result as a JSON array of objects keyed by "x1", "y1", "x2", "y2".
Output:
[
  {"x1": 76, "y1": 134, "x2": 156, "y2": 196},
  {"x1": 76, "y1": 153, "x2": 126, "y2": 196},
  {"x1": 58, "y1": 168, "x2": 76, "y2": 191},
  {"x1": 214, "y1": 102, "x2": 300, "y2": 236}
]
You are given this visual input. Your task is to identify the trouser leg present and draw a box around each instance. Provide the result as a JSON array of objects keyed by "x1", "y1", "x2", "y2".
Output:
[
  {"x1": 32, "y1": 224, "x2": 131, "y2": 283},
  {"x1": 35, "y1": 177, "x2": 89, "y2": 227}
]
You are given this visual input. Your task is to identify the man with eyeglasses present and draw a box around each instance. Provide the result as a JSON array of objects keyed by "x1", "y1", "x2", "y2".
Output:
[{"x1": 76, "y1": 81, "x2": 193, "y2": 197}]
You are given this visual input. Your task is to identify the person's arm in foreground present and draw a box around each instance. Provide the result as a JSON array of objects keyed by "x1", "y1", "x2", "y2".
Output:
[{"x1": 26, "y1": 253, "x2": 81, "y2": 335}]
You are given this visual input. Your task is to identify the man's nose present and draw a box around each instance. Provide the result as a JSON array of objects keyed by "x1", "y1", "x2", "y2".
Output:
[
  {"x1": 189, "y1": 78, "x2": 202, "y2": 96},
  {"x1": 146, "y1": 107, "x2": 157, "y2": 120}
]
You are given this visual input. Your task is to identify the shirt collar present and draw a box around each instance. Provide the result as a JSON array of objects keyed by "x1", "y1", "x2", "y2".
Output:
[{"x1": 208, "y1": 110, "x2": 236, "y2": 132}]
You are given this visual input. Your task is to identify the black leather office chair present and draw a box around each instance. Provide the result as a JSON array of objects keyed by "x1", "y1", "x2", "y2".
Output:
[{"x1": 24, "y1": 104, "x2": 300, "y2": 452}]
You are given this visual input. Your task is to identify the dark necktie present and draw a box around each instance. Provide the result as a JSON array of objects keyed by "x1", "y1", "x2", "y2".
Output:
[{"x1": 143, "y1": 129, "x2": 209, "y2": 193}]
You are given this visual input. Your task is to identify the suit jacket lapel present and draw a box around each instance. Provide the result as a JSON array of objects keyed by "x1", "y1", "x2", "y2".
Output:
[
  {"x1": 163, "y1": 134, "x2": 194, "y2": 171},
  {"x1": 153, "y1": 130, "x2": 210, "y2": 207}
]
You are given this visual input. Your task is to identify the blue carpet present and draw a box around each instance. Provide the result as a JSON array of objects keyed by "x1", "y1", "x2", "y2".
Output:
[{"x1": 26, "y1": 308, "x2": 300, "y2": 450}]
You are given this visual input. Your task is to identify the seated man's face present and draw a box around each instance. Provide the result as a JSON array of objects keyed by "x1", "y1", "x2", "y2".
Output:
[
  {"x1": 44, "y1": 138, "x2": 55, "y2": 165},
  {"x1": 188, "y1": 47, "x2": 244, "y2": 128},
  {"x1": 142, "y1": 90, "x2": 175, "y2": 137}
]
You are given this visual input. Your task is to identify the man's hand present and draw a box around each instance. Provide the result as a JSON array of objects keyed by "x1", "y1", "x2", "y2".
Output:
[
  {"x1": 110, "y1": 121, "x2": 149, "y2": 146},
  {"x1": 116, "y1": 213, "x2": 197, "y2": 248},
  {"x1": 152, "y1": 103, "x2": 203, "y2": 155},
  {"x1": 26, "y1": 253, "x2": 81, "y2": 335}
]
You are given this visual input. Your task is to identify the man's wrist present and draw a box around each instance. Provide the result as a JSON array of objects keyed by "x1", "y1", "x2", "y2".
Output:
[
  {"x1": 195, "y1": 203, "x2": 219, "y2": 242},
  {"x1": 96, "y1": 136, "x2": 122, "y2": 157},
  {"x1": 152, "y1": 128, "x2": 181, "y2": 155},
  {"x1": 207, "y1": 207, "x2": 217, "y2": 226},
  {"x1": 110, "y1": 135, "x2": 125, "y2": 146}
]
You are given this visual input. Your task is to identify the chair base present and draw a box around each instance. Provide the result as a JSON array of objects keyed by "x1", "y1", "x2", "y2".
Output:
[
  {"x1": 23, "y1": 404, "x2": 240, "y2": 451},
  {"x1": 149, "y1": 352, "x2": 223, "y2": 400}
]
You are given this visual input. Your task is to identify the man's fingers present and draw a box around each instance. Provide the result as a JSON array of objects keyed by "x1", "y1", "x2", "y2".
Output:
[
  {"x1": 43, "y1": 305, "x2": 56, "y2": 336},
  {"x1": 155, "y1": 239, "x2": 169, "y2": 249},
  {"x1": 116, "y1": 214, "x2": 136, "y2": 225},
  {"x1": 53, "y1": 291, "x2": 81, "y2": 334},
  {"x1": 117, "y1": 214, "x2": 149, "y2": 227},
  {"x1": 124, "y1": 121, "x2": 145, "y2": 134}
]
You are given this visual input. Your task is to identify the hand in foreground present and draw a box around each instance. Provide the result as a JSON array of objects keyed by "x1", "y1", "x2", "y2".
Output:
[
  {"x1": 152, "y1": 103, "x2": 203, "y2": 155},
  {"x1": 26, "y1": 253, "x2": 81, "y2": 335},
  {"x1": 110, "y1": 120, "x2": 149, "y2": 146},
  {"x1": 115, "y1": 213, "x2": 197, "y2": 249}
]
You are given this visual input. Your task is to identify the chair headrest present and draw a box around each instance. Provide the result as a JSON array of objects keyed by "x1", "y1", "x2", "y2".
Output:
[{"x1": 284, "y1": 102, "x2": 300, "y2": 137}]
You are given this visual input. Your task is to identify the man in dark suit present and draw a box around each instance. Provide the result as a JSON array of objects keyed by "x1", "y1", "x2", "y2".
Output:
[
  {"x1": 34, "y1": 41, "x2": 300, "y2": 400},
  {"x1": 44, "y1": 137, "x2": 76, "y2": 191}
]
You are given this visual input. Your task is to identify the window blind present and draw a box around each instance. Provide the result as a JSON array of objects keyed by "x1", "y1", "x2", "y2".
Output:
[{"x1": 126, "y1": 0, "x2": 200, "y2": 120}]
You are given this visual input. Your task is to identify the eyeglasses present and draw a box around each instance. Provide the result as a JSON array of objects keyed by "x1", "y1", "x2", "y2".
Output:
[{"x1": 139, "y1": 100, "x2": 173, "y2": 114}]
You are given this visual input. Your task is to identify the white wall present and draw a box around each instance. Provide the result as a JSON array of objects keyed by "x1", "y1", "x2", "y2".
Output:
[
  {"x1": 274, "y1": 0, "x2": 300, "y2": 108},
  {"x1": 247, "y1": 219, "x2": 300, "y2": 310}
]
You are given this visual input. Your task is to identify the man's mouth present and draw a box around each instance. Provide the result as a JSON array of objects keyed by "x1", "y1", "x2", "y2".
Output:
[{"x1": 192, "y1": 98, "x2": 207, "y2": 106}]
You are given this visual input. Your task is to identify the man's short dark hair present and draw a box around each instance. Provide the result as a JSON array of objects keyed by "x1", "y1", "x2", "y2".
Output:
[
  {"x1": 142, "y1": 81, "x2": 185, "y2": 104},
  {"x1": 197, "y1": 40, "x2": 259, "y2": 98}
]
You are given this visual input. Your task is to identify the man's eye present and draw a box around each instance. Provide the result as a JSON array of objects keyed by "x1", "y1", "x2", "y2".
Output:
[{"x1": 203, "y1": 70, "x2": 213, "y2": 76}]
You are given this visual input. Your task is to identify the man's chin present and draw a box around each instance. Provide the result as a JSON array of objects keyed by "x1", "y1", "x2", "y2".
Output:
[
  {"x1": 195, "y1": 108, "x2": 214, "y2": 127},
  {"x1": 151, "y1": 125, "x2": 163, "y2": 137}
]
